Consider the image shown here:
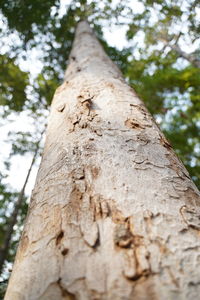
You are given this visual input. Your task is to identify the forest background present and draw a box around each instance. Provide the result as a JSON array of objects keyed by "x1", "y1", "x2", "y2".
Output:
[{"x1": 0, "y1": 0, "x2": 199, "y2": 297}]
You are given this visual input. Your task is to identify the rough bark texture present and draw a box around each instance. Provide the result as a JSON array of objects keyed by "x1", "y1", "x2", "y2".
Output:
[{"x1": 5, "y1": 21, "x2": 200, "y2": 300}]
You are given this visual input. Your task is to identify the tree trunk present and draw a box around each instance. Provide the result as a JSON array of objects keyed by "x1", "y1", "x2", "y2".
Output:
[{"x1": 5, "y1": 21, "x2": 200, "y2": 300}]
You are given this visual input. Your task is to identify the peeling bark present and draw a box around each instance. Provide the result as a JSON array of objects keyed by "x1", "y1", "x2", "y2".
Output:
[{"x1": 5, "y1": 21, "x2": 200, "y2": 300}]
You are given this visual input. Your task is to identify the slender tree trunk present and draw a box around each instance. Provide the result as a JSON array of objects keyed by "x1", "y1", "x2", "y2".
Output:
[
  {"x1": 162, "y1": 38, "x2": 200, "y2": 68},
  {"x1": 5, "y1": 21, "x2": 200, "y2": 300},
  {"x1": 0, "y1": 143, "x2": 39, "y2": 275}
]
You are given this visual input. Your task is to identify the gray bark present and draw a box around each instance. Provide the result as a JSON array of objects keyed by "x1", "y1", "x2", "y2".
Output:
[{"x1": 5, "y1": 21, "x2": 200, "y2": 300}]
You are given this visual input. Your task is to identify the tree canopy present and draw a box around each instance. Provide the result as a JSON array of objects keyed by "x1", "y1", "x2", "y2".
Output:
[{"x1": 0, "y1": 0, "x2": 199, "y2": 297}]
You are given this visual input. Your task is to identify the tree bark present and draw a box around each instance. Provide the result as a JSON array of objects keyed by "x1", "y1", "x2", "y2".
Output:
[{"x1": 5, "y1": 21, "x2": 200, "y2": 300}]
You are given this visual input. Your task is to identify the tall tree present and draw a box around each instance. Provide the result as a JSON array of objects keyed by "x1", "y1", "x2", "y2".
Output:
[{"x1": 5, "y1": 21, "x2": 200, "y2": 300}]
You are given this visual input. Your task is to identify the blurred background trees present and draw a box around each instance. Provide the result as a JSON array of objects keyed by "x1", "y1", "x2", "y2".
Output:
[{"x1": 0, "y1": 0, "x2": 199, "y2": 297}]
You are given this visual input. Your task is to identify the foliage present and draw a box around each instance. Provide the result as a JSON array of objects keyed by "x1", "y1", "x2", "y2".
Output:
[
  {"x1": 0, "y1": 0, "x2": 58, "y2": 44},
  {"x1": 0, "y1": 55, "x2": 28, "y2": 111}
]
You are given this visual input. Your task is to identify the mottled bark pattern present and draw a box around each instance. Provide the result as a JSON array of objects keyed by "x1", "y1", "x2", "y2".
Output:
[{"x1": 5, "y1": 21, "x2": 200, "y2": 300}]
